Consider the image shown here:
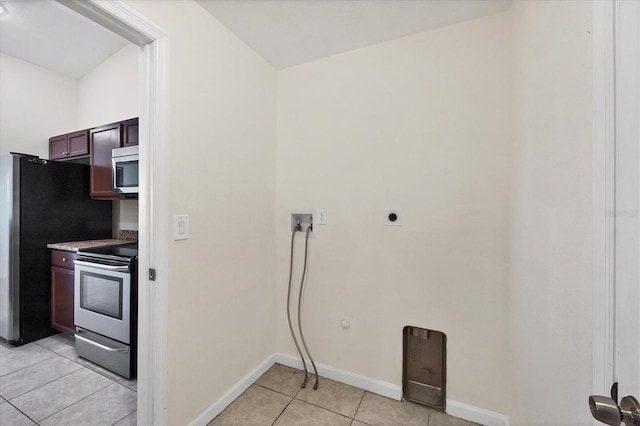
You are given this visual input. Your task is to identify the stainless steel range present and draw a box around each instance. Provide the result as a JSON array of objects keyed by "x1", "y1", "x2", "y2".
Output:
[{"x1": 74, "y1": 243, "x2": 137, "y2": 378}]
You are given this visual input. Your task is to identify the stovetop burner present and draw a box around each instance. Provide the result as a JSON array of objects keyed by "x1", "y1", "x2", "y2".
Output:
[{"x1": 77, "y1": 242, "x2": 138, "y2": 261}]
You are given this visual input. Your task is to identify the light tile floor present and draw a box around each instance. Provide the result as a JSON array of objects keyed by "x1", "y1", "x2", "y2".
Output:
[
  {"x1": 0, "y1": 333, "x2": 136, "y2": 426},
  {"x1": 209, "y1": 364, "x2": 479, "y2": 426},
  {"x1": 2, "y1": 338, "x2": 479, "y2": 426}
]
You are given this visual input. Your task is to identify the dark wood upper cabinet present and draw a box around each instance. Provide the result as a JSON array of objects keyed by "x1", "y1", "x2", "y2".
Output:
[
  {"x1": 68, "y1": 130, "x2": 90, "y2": 157},
  {"x1": 122, "y1": 118, "x2": 139, "y2": 147},
  {"x1": 90, "y1": 122, "x2": 122, "y2": 199},
  {"x1": 49, "y1": 130, "x2": 89, "y2": 160},
  {"x1": 49, "y1": 117, "x2": 138, "y2": 199},
  {"x1": 49, "y1": 135, "x2": 68, "y2": 159}
]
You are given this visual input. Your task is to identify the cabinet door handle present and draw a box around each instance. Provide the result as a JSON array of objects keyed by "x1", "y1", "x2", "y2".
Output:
[{"x1": 62, "y1": 257, "x2": 66, "y2": 262}]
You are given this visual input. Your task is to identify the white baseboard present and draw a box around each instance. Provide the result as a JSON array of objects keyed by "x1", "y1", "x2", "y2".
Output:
[
  {"x1": 192, "y1": 352, "x2": 510, "y2": 426},
  {"x1": 276, "y1": 352, "x2": 508, "y2": 425},
  {"x1": 446, "y1": 399, "x2": 510, "y2": 426},
  {"x1": 274, "y1": 352, "x2": 403, "y2": 400},
  {"x1": 190, "y1": 353, "x2": 277, "y2": 426}
]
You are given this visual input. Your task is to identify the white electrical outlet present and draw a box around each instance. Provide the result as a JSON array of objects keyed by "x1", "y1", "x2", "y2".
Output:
[{"x1": 317, "y1": 209, "x2": 327, "y2": 225}]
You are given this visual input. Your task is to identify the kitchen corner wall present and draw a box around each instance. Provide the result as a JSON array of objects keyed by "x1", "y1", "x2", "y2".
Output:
[
  {"x1": 0, "y1": 44, "x2": 143, "y2": 235},
  {"x1": 77, "y1": 43, "x2": 141, "y2": 235},
  {"x1": 77, "y1": 44, "x2": 140, "y2": 130},
  {"x1": 509, "y1": 1, "x2": 593, "y2": 424},
  {"x1": 0, "y1": 53, "x2": 78, "y2": 158},
  {"x1": 276, "y1": 11, "x2": 512, "y2": 416}
]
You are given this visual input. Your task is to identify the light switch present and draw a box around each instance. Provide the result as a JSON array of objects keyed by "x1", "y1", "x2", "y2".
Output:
[{"x1": 173, "y1": 214, "x2": 190, "y2": 240}]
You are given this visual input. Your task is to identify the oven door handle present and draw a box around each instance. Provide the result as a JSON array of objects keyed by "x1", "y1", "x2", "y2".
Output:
[
  {"x1": 73, "y1": 260, "x2": 130, "y2": 272},
  {"x1": 76, "y1": 332, "x2": 129, "y2": 353}
]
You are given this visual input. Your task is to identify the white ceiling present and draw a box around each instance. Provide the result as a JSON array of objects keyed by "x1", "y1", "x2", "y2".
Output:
[
  {"x1": 197, "y1": 0, "x2": 512, "y2": 69},
  {"x1": 0, "y1": 0, "x2": 511, "y2": 78},
  {"x1": 0, "y1": 0, "x2": 128, "y2": 79}
]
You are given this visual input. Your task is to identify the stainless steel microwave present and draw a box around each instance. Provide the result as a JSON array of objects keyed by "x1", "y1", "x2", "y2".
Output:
[{"x1": 112, "y1": 145, "x2": 139, "y2": 195}]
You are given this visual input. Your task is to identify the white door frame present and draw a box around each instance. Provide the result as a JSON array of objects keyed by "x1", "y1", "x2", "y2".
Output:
[
  {"x1": 592, "y1": 0, "x2": 616, "y2": 402},
  {"x1": 58, "y1": 1, "x2": 170, "y2": 425},
  {"x1": 592, "y1": 0, "x2": 640, "y2": 409}
]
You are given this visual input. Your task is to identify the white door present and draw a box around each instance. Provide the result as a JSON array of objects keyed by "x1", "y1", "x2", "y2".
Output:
[
  {"x1": 613, "y1": 0, "x2": 640, "y2": 406},
  {"x1": 591, "y1": 1, "x2": 640, "y2": 424}
]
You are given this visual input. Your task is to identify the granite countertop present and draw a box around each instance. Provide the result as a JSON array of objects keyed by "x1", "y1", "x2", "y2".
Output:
[{"x1": 47, "y1": 239, "x2": 133, "y2": 252}]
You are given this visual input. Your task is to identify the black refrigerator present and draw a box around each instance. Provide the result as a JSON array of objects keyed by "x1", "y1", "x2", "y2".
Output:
[{"x1": 0, "y1": 153, "x2": 112, "y2": 345}]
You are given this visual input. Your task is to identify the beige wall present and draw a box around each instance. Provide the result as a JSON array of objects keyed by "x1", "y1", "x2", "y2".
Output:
[
  {"x1": 65, "y1": 1, "x2": 592, "y2": 424},
  {"x1": 0, "y1": 43, "x2": 139, "y2": 158},
  {"x1": 122, "y1": 1, "x2": 277, "y2": 424},
  {"x1": 0, "y1": 53, "x2": 77, "y2": 158},
  {"x1": 77, "y1": 44, "x2": 139, "y2": 129},
  {"x1": 509, "y1": 1, "x2": 592, "y2": 424},
  {"x1": 276, "y1": 11, "x2": 512, "y2": 415}
]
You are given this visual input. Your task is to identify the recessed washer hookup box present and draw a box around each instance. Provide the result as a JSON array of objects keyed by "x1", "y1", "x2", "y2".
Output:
[{"x1": 403, "y1": 326, "x2": 447, "y2": 411}]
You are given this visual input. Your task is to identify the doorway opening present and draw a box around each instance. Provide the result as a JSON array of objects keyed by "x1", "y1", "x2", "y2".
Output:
[{"x1": 57, "y1": 1, "x2": 170, "y2": 424}]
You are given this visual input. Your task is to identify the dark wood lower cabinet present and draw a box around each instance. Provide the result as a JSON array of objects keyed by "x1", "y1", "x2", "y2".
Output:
[{"x1": 51, "y1": 250, "x2": 75, "y2": 334}]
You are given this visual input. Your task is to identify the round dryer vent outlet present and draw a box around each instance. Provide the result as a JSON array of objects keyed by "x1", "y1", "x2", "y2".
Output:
[{"x1": 384, "y1": 209, "x2": 401, "y2": 226}]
